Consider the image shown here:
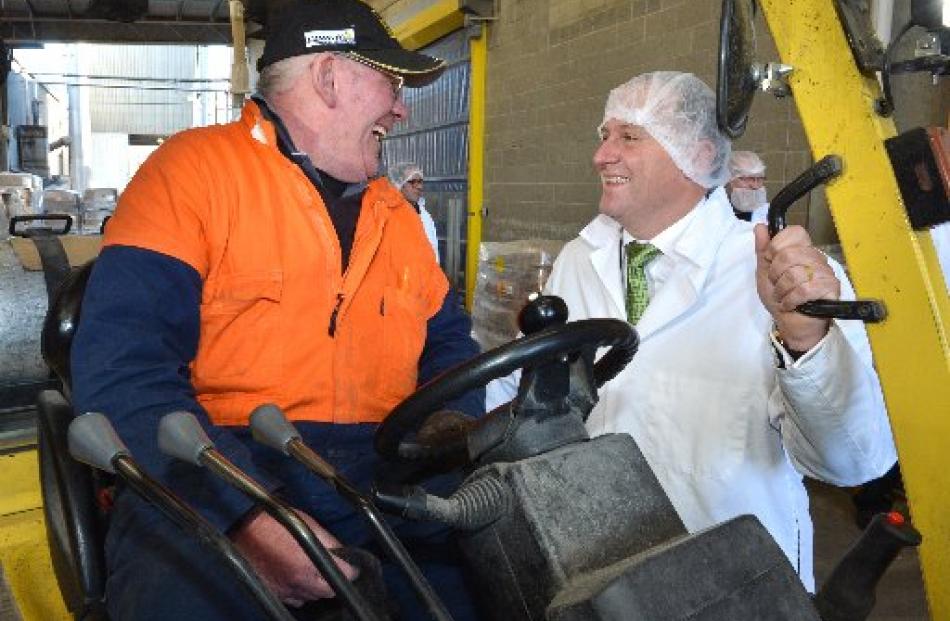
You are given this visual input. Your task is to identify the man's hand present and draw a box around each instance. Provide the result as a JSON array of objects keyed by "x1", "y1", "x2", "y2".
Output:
[
  {"x1": 230, "y1": 509, "x2": 358, "y2": 607},
  {"x1": 398, "y1": 409, "x2": 475, "y2": 470},
  {"x1": 754, "y1": 224, "x2": 840, "y2": 352}
]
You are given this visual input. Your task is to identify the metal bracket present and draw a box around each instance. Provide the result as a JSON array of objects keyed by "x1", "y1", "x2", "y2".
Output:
[
  {"x1": 752, "y1": 62, "x2": 793, "y2": 97},
  {"x1": 460, "y1": 0, "x2": 495, "y2": 19},
  {"x1": 833, "y1": 0, "x2": 885, "y2": 73},
  {"x1": 885, "y1": 127, "x2": 950, "y2": 230}
]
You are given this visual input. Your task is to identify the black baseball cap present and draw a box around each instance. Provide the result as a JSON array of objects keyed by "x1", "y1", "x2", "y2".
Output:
[{"x1": 257, "y1": 0, "x2": 446, "y2": 87}]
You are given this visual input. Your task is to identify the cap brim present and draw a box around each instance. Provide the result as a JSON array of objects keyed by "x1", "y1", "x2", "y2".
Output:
[{"x1": 348, "y1": 49, "x2": 446, "y2": 87}]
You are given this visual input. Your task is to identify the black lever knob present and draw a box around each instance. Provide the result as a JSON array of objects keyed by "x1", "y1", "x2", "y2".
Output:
[
  {"x1": 517, "y1": 295, "x2": 569, "y2": 335},
  {"x1": 814, "y1": 511, "x2": 921, "y2": 621}
]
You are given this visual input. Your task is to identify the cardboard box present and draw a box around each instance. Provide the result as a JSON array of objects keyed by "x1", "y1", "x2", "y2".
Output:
[{"x1": 8, "y1": 235, "x2": 102, "y2": 270}]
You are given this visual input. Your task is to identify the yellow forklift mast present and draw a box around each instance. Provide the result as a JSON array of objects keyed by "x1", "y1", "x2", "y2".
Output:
[{"x1": 760, "y1": 0, "x2": 950, "y2": 617}]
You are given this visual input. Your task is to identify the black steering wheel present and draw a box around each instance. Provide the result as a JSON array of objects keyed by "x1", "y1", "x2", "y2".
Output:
[{"x1": 374, "y1": 318, "x2": 638, "y2": 467}]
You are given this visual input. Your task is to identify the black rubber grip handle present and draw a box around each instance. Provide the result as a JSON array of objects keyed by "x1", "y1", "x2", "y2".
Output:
[
  {"x1": 767, "y1": 155, "x2": 886, "y2": 323},
  {"x1": 814, "y1": 511, "x2": 921, "y2": 621},
  {"x1": 768, "y1": 155, "x2": 843, "y2": 238},
  {"x1": 10, "y1": 213, "x2": 73, "y2": 237}
]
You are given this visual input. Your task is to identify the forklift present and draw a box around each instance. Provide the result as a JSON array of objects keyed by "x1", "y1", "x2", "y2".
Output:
[{"x1": 1, "y1": 0, "x2": 948, "y2": 618}]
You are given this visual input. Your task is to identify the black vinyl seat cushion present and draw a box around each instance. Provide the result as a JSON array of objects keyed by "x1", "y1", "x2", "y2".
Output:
[{"x1": 37, "y1": 260, "x2": 110, "y2": 621}]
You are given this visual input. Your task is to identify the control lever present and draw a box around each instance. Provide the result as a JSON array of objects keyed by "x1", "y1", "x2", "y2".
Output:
[
  {"x1": 156, "y1": 411, "x2": 382, "y2": 621},
  {"x1": 67, "y1": 412, "x2": 294, "y2": 621},
  {"x1": 814, "y1": 511, "x2": 921, "y2": 621},
  {"x1": 767, "y1": 155, "x2": 887, "y2": 323},
  {"x1": 249, "y1": 404, "x2": 454, "y2": 621}
]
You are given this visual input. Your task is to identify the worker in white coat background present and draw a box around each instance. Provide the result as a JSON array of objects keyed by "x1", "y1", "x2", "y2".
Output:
[
  {"x1": 726, "y1": 150, "x2": 770, "y2": 224},
  {"x1": 487, "y1": 71, "x2": 895, "y2": 592},
  {"x1": 390, "y1": 162, "x2": 440, "y2": 261}
]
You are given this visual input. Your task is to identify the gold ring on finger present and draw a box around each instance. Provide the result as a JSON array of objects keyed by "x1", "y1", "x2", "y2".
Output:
[{"x1": 804, "y1": 264, "x2": 814, "y2": 282}]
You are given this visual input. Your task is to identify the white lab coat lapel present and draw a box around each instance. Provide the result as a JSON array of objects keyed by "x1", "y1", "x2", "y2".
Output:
[
  {"x1": 638, "y1": 188, "x2": 737, "y2": 340},
  {"x1": 581, "y1": 215, "x2": 627, "y2": 319},
  {"x1": 638, "y1": 188, "x2": 737, "y2": 339},
  {"x1": 579, "y1": 189, "x2": 738, "y2": 341}
]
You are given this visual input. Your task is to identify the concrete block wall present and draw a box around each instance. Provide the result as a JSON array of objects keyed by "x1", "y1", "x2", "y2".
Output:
[{"x1": 482, "y1": 0, "x2": 814, "y2": 242}]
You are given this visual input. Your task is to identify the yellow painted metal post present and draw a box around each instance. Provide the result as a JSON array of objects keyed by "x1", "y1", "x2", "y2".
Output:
[
  {"x1": 466, "y1": 27, "x2": 487, "y2": 310},
  {"x1": 388, "y1": 0, "x2": 484, "y2": 309},
  {"x1": 0, "y1": 450, "x2": 70, "y2": 620},
  {"x1": 759, "y1": 1, "x2": 950, "y2": 617}
]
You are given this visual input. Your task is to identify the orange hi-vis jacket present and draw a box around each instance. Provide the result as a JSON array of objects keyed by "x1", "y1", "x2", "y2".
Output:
[{"x1": 103, "y1": 101, "x2": 448, "y2": 426}]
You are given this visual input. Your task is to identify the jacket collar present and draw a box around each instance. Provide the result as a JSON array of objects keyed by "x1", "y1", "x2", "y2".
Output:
[
  {"x1": 241, "y1": 99, "x2": 405, "y2": 207},
  {"x1": 578, "y1": 187, "x2": 738, "y2": 338}
]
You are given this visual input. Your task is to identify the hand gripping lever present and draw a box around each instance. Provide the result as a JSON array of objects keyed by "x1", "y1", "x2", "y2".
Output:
[
  {"x1": 67, "y1": 412, "x2": 294, "y2": 621},
  {"x1": 156, "y1": 411, "x2": 382, "y2": 621},
  {"x1": 767, "y1": 155, "x2": 887, "y2": 323},
  {"x1": 249, "y1": 403, "x2": 454, "y2": 621}
]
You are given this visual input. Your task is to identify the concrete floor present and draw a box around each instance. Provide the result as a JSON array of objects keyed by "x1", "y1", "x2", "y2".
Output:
[{"x1": 809, "y1": 480, "x2": 930, "y2": 620}]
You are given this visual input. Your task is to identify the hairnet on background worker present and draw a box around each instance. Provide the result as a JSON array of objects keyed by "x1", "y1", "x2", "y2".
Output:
[
  {"x1": 389, "y1": 162, "x2": 424, "y2": 189},
  {"x1": 728, "y1": 150, "x2": 768, "y2": 216}
]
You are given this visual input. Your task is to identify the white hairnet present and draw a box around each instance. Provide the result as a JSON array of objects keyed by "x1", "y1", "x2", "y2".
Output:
[
  {"x1": 388, "y1": 162, "x2": 423, "y2": 189},
  {"x1": 599, "y1": 71, "x2": 731, "y2": 189},
  {"x1": 729, "y1": 150, "x2": 766, "y2": 179}
]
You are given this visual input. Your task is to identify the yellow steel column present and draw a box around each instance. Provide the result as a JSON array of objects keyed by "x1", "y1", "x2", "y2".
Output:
[
  {"x1": 759, "y1": 1, "x2": 950, "y2": 616},
  {"x1": 0, "y1": 449, "x2": 70, "y2": 620},
  {"x1": 465, "y1": 28, "x2": 487, "y2": 310}
]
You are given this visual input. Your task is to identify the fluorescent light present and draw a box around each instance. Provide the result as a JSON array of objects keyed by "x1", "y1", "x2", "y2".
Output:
[{"x1": 944, "y1": 0, "x2": 949, "y2": 27}]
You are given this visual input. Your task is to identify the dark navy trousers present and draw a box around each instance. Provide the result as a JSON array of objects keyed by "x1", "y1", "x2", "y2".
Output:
[{"x1": 104, "y1": 423, "x2": 479, "y2": 621}]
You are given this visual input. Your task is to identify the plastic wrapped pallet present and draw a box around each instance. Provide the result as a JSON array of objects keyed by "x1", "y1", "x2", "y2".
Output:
[
  {"x1": 43, "y1": 189, "x2": 82, "y2": 230},
  {"x1": 80, "y1": 188, "x2": 118, "y2": 235},
  {"x1": 472, "y1": 240, "x2": 565, "y2": 351},
  {"x1": 0, "y1": 172, "x2": 44, "y2": 239}
]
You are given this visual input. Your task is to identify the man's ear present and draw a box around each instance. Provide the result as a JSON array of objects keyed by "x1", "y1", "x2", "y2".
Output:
[{"x1": 310, "y1": 54, "x2": 338, "y2": 108}]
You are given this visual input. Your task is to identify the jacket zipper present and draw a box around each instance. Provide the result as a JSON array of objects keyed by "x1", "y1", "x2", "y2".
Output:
[{"x1": 328, "y1": 293, "x2": 344, "y2": 336}]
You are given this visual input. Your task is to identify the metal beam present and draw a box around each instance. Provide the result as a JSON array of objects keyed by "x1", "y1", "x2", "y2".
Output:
[
  {"x1": 759, "y1": 1, "x2": 950, "y2": 618},
  {"x1": 0, "y1": 18, "x2": 232, "y2": 45},
  {"x1": 387, "y1": 0, "x2": 465, "y2": 51}
]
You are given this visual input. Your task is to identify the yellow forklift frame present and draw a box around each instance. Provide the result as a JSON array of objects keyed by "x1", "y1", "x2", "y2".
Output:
[
  {"x1": 0, "y1": 448, "x2": 69, "y2": 619},
  {"x1": 760, "y1": 1, "x2": 950, "y2": 617}
]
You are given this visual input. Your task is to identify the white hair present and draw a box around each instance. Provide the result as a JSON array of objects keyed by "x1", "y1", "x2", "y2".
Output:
[
  {"x1": 256, "y1": 53, "x2": 321, "y2": 99},
  {"x1": 728, "y1": 150, "x2": 766, "y2": 180}
]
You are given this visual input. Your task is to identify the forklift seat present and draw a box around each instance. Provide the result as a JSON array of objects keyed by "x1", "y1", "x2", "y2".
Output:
[{"x1": 36, "y1": 260, "x2": 110, "y2": 621}]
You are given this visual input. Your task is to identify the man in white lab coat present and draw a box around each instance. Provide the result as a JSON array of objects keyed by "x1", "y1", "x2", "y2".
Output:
[
  {"x1": 727, "y1": 150, "x2": 770, "y2": 224},
  {"x1": 389, "y1": 162, "x2": 440, "y2": 261},
  {"x1": 490, "y1": 71, "x2": 896, "y2": 591}
]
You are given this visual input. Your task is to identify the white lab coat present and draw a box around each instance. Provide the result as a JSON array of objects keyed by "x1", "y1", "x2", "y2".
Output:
[
  {"x1": 931, "y1": 222, "x2": 950, "y2": 292},
  {"x1": 417, "y1": 197, "x2": 440, "y2": 262},
  {"x1": 489, "y1": 187, "x2": 895, "y2": 591},
  {"x1": 749, "y1": 201, "x2": 769, "y2": 225}
]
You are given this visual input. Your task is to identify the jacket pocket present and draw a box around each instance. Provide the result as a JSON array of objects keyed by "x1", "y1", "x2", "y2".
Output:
[
  {"x1": 641, "y1": 371, "x2": 752, "y2": 482},
  {"x1": 193, "y1": 271, "x2": 283, "y2": 392},
  {"x1": 377, "y1": 284, "x2": 427, "y2": 404}
]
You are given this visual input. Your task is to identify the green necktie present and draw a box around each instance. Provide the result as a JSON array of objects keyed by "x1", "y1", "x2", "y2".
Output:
[{"x1": 625, "y1": 242, "x2": 661, "y2": 324}]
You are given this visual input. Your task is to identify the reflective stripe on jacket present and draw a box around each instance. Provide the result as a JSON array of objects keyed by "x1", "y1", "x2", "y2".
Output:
[{"x1": 103, "y1": 101, "x2": 448, "y2": 425}]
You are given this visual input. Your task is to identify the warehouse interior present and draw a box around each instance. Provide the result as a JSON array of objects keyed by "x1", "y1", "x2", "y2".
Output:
[{"x1": 1, "y1": 0, "x2": 948, "y2": 619}]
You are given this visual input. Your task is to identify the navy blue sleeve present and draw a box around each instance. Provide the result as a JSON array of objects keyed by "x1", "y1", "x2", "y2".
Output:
[
  {"x1": 70, "y1": 245, "x2": 276, "y2": 533},
  {"x1": 418, "y1": 288, "x2": 485, "y2": 418}
]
